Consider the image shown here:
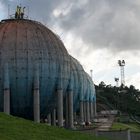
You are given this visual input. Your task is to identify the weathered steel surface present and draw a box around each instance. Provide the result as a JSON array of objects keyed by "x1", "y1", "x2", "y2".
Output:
[{"x1": 0, "y1": 19, "x2": 96, "y2": 119}]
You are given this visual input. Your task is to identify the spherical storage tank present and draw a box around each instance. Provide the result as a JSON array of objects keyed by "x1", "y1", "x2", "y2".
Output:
[{"x1": 0, "y1": 18, "x2": 96, "y2": 120}]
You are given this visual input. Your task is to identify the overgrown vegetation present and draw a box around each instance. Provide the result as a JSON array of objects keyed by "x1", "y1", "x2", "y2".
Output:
[{"x1": 96, "y1": 82, "x2": 140, "y2": 116}]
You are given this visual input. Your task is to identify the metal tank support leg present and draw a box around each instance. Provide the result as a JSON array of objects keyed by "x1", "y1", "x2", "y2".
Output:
[
  {"x1": 83, "y1": 101, "x2": 87, "y2": 123},
  {"x1": 33, "y1": 66, "x2": 40, "y2": 123},
  {"x1": 57, "y1": 89, "x2": 63, "y2": 127},
  {"x1": 74, "y1": 112, "x2": 77, "y2": 125},
  {"x1": 33, "y1": 87, "x2": 40, "y2": 123},
  {"x1": 65, "y1": 94, "x2": 69, "y2": 128},
  {"x1": 79, "y1": 101, "x2": 84, "y2": 125},
  {"x1": 4, "y1": 63, "x2": 10, "y2": 115},
  {"x1": 86, "y1": 101, "x2": 90, "y2": 124},
  {"x1": 47, "y1": 114, "x2": 51, "y2": 125},
  {"x1": 93, "y1": 101, "x2": 97, "y2": 117},
  {"x1": 4, "y1": 89, "x2": 10, "y2": 114},
  {"x1": 68, "y1": 90, "x2": 74, "y2": 129},
  {"x1": 52, "y1": 109, "x2": 56, "y2": 126},
  {"x1": 90, "y1": 101, "x2": 94, "y2": 122}
]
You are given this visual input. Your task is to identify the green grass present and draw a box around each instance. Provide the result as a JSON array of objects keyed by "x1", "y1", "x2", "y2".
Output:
[
  {"x1": 111, "y1": 122, "x2": 140, "y2": 132},
  {"x1": 0, "y1": 113, "x2": 109, "y2": 140}
]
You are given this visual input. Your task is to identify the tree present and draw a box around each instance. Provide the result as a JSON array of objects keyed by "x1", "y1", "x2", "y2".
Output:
[{"x1": 96, "y1": 82, "x2": 140, "y2": 116}]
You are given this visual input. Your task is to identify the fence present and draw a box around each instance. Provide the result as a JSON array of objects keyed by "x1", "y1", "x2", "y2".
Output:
[
  {"x1": 131, "y1": 132, "x2": 140, "y2": 140},
  {"x1": 96, "y1": 130, "x2": 140, "y2": 140},
  {"x1": 78, "y1": 129, "x2": 140, "y2": 140}
]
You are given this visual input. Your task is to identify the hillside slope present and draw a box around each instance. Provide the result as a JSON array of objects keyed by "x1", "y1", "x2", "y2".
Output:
[{"x1": 0, "y1": 113, "x2": 108, "y2": 140}]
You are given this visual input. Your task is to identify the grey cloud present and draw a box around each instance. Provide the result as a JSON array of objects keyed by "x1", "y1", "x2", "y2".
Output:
[
  {"x1": 2, "y1": 0, "x2": 140, "y2": 52},
  {"x1": 56, "y1": 0, "x2": 140, "y2": 51}
]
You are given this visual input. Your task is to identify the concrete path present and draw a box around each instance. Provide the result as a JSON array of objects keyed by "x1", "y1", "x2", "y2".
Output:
[{"x1": 95, "y1": 115, "x2": 115, "y2": 131}]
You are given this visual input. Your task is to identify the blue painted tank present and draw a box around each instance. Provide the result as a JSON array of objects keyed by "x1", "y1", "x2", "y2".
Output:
[
  {"x1": 69, "y1": 56, "x2": 96, "y2": 111},
  {"x1": 0, "y1": 19, "x2": 96, "y2": 119}
]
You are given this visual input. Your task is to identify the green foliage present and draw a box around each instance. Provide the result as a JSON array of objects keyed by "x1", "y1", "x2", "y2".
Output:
[
  {"x1": 0, "y1": 113, "x2": 108, "y2": 140},
  {"x1": 96, "y1": 82, "x2": 140, "y2": 116}
]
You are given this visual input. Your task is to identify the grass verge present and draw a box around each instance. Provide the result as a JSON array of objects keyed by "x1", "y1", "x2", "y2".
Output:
[
  {"x1": 0, "y1": 113, "x2": 109, "y2": 140},
  {"x1": 111, "y1": 122, "x2": 140, "y2": 132}
]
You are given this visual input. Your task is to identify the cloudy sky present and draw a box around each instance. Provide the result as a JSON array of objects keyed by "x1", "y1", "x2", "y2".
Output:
[{"x1": 1, "y1": 0, "x2": 140, "y2": 89}]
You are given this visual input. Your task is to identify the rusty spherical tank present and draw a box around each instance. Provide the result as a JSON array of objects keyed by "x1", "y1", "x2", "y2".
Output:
[{"x1": 0, "y1": 19, "x2": 95, "y2": 119}]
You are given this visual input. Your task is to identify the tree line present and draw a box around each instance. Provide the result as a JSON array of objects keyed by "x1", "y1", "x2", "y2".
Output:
[{"x1": 95, "y1": 82, "x2": 140, "y2": 117}]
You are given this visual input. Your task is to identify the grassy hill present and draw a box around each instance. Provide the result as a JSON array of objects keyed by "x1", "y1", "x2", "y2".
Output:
[{"x1": 0, "y1": 113, "x2": 109, "y2": 140}]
